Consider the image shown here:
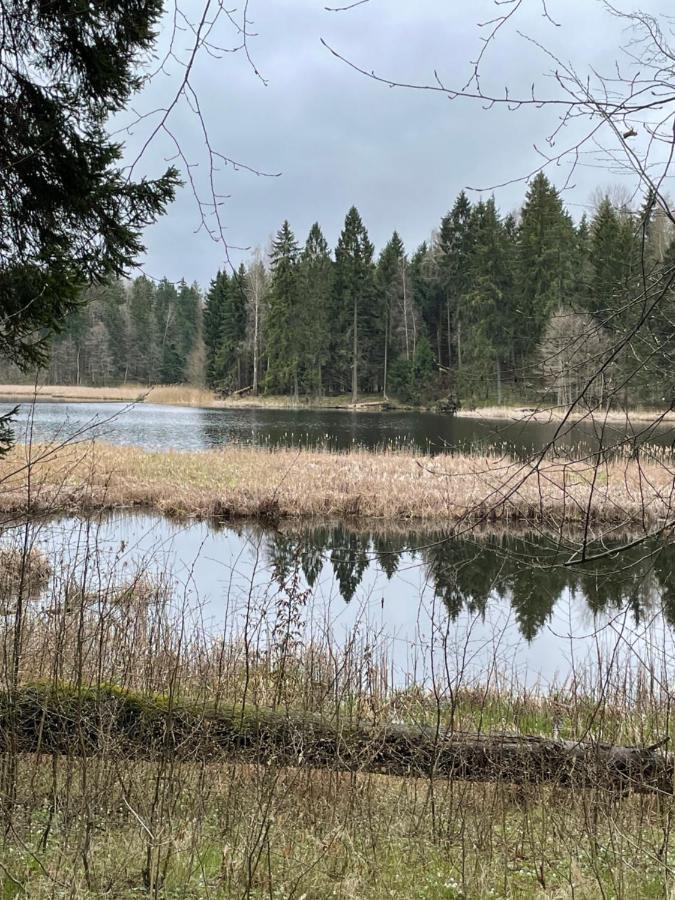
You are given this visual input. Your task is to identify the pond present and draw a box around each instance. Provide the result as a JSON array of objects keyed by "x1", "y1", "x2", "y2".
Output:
[
  {"x1": 7, "y1": 513, "x2": 674, "y2": 688},
  {"x1": 11, "y1": 400, "x2": 675, "y2": 456}
]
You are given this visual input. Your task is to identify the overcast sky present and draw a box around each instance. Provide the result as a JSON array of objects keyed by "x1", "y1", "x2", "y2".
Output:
[{"x1": 122, "y1": 0, "x2": 673, "y2": 287}]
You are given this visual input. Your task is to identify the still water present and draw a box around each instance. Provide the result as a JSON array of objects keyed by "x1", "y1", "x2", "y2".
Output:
[
  {"x1": 12, "y1": 400, "x2": 675, "y2": 456},
  {"x1": 12, "y1": 513, "x2": 675, "y2": 687}
]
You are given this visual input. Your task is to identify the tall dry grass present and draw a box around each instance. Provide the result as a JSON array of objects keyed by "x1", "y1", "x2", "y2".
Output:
[
  {"x1": 0, "y1": 382, "x2": 219, "y2": 407},
  {"x1": 0, "y1": 383, "x2": 399, "y2": 410},
  {"x1": 0, "y1": 520, "x2": 673, "y2": 898},
  {"x1": 0, "y1": 440, "x2": 673, "y2": 530}
]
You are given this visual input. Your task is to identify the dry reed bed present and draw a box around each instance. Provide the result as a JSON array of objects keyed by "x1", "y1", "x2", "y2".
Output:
[
  {"x1": 1, "y1": 441, "x2": 673, "y2": 528},
  {"x1": 0, "y1": 382, "x2": 217, "y2": 406}
]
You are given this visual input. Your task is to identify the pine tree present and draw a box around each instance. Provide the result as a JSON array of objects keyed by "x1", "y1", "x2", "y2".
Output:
[
  {"x1": 588, "y1": 197, "x2": 633, "y2": 319},
  {"x1": 436, "y1": 191, "x2": 474, "y2": 374},
  {"x1": 299, "y1": 223, "x2": 332, "y2": 395},
  {"x1": 216, "y1": 266, "x2": 248, "y2": 391},
  {"x1": 463, "y1": 198, "x2": 515, "y2": 402},
  {"x1": 127, "y1": 276, "x2": 157, "y2": 384},
  {"x1": 266, "y1": 222, "x2": 300, "y2": 395},
  {"x1": 516, "y1": 174, "x2": 576, "y2": 368},
  {"x1": 333, "y1": 207, "x2": 375, "y2": 401},
  {"x1": 154, "y1": 278, "x2": 180, "y2": 383},
  {"x1": 203, "y1": 272, "x2": 229, "y2": 389},
  {"x1": 376, "y1": 232, "x2": 419, "y2": 398}
]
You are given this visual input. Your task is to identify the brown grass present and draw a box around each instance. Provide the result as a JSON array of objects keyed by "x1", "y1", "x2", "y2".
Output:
[
  {"x1": 0, "y1": 382, "x2": 218, "y2": 407},
  {"x1": 1, "y1": 441, "x2": 673, "y2": 529},
  {"x1": 458, "y1": 402, "x2": 675, "y2": 425},
  {"x1": 0, "y1": 383, "x2": 401, "y2": 410}
]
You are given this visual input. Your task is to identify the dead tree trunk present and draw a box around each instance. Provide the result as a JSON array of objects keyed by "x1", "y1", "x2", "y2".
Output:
[{"x1": 2, "y1": 687, "x2": 672, "y2": 794}]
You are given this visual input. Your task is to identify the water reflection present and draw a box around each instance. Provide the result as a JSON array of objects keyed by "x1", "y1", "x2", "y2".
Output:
[
  {"x1": 6, "y1": 514, "x2": 674, "y2": 685},
  {"x1": 264, "y1": 524, "x2": 675, "y2": 642}
]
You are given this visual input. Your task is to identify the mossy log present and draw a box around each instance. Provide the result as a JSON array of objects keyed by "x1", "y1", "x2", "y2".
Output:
[{"x1": 1, "y1": 686, "x2": 672, "y2": 793}]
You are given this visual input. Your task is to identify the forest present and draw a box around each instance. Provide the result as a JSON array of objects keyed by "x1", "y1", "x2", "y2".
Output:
[{"x1": 10, "y1": 173, "x2": 675, "y2": 408}]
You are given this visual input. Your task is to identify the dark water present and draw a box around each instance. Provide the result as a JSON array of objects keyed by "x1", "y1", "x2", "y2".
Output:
[
  {"x1": 12, "y1": 400, "x2": 675, "y2": 456},
  {"x1": 9, "y1": 513, "x2": 674, "y2": 686}
]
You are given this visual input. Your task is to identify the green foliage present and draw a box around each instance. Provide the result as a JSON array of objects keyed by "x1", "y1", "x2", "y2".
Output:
[
  {"x1": 333, "y1": 207, "x2": 376, "y2": 399},
  {"x1": 389, "y1": 336, "x2": 436, "y2": 403},
  {"x1": 516, "y1": 173, "x2": 577, "y2": 361},
  {"x1": 299, "y1": 223, "x2": 333, "y2": 395},
  {"x1": 266, "y1": 222, "x2": 301, "y2": 394},
  {"x1": 0, "y1": 0, "x2": 178, "y2": 373},
  {"x1": 17, "y1": 183, "x2": 675, "y2": 414}
]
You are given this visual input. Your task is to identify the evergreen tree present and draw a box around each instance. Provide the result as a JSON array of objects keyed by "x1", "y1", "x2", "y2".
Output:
[
  {"x1": 436, "y1": 191, "x2": 474, "y2": 373},
  {"x1": 203, "y1": 272, "x2": 229, "y2": 389},
  {"x1": 154, "y1": 278, "x2": 180, "y2": 383},
  {"x1": 266, "y1": 222, "x2": 301, "y2": 396},
  {"x1": 588, "y1": 197, "x2": 634, "y2": 320},
  {"x1": 174, "y1": 280, "x2": 201, "y2": 380},
  {"x1": 299, "y1": 224, "x2": 332, "y2": 395},
  {"x1": 462, "y1": 198, "x2": 515, "y2": 402},
  {"x1": 411, "y1": 242, "x2": 446, "y2": 371},
  {"x1": 516, "y1": 174, "x2": 576, "y2": 368},
  {"x1": 216, "y1": 266, "x2": 248, "y2": 391},
  {"x1": 0, "y1": 0, "x2": 178, "y2": 378},
  {"x1": 333, "y1": 207, "x2": 375, "y2": 400},
  {"x1": 127, "y1": 276, "x2": 157, "y2": 384},
  {"x1": 376, "y1": 232, "x2": 419, "y2": 398}
]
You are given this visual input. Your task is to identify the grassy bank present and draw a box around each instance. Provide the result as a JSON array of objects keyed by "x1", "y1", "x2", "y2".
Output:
[
  {"x1": 1, "y1": 440, "x2": 673, "y2": 529},
  {"x1": 0, "y1": 383, "x2": 409, "y2": 411},
  {"x1": 0, "y1": 539, "x2": 673, "y2": 898},
  {"x1": 457, "y1": 403, "x2": 675, "y2": 426}
]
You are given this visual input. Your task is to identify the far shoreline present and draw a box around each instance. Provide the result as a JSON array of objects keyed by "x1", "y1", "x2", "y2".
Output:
[{"x1": 0, "y1": 382, "x2": 673, "y2": 426}]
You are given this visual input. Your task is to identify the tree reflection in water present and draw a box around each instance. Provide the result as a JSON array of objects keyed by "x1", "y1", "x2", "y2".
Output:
[{"x1": 262, "y1": 525, "x2": 675, "y2": 642}]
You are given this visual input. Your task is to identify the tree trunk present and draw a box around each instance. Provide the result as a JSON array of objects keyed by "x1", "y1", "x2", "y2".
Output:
[
  {"x1": 252, "y1": 303, "x2": 259, "y2": 396},
  {"x1": 4, "y1": 687, "x2": 672, "y2": 794},
  {"x1": 352, "y1": 297, "x2": 358, "y2": 404},
  {"x1": 496, "y1": 358, "x2": 502, "y2": 406},
  {"x1": 383, "y1": 305, "x2": 389, "y2": 400},
  {"x1": 457, "y1": 316, "x2": 462, "y2": 371},
  {"x1": 446, "y1": 297, "x2": 452, "y2": 370}
]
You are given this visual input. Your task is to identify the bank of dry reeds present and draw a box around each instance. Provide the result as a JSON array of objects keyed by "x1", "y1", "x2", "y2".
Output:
[{"x1": 0, "y1": 440, "x2": 673, "y2": 530}]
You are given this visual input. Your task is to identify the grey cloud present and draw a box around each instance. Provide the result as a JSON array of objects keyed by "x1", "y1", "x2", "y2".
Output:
[{"x1": 127, "y1": 0, "x2": 668, "y2": 286}]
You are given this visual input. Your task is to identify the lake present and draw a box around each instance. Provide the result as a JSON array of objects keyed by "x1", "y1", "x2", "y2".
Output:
[
  {"x1": 6, "y1": 512, "x2": 673, "y2": 688},
  {"x1": 5, "y1": 399, "x2": 674, "y2": 688},
  {"x1": 10, "y1": 399, "x2": 675, "y2": 456}
]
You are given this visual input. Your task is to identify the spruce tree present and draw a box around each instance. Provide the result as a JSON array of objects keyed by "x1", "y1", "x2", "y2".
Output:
[
  {"x1": 127, "y1": 276, "x2": 157, "y2": 384},
  {"x1": 333, "y1": 207, "x2": 375, "y2": 401},
  {"x1": 411, "y1": 242, "x2": 445, "y2": 369},
  {"x1": 588, "y1": 198, "x2": 633, "y2": 319},
  {"x1": 463, "y1": 198, "x2": 514, "y2": 402},
  {"x1": 377, "y1": 232, "x2": 420, "y2": 398},
  {"x1": 203, "y1": 272, "x2": 229, "y2": 389},
  {"x1": 154, "y1": 278, "x2": 180, "y2": 383},
  {"x1": 216, "y1": 266, "x2": 247, "y2": 391},
  {"x1": 436, "y1": 192, "x2": 474, "y2": 374},
  {"x1": 299, "y1": 224, "x2": 332, "y2": 395},
  {"x1": 516, "y1": 173, "x2": 576, "y2": 367},
  {"x1": 266, "y1": 222, "x2": 300, "y2": 396}
]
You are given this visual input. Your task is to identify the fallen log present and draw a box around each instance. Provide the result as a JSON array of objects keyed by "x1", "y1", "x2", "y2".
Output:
[{"x1": 1, "y1": 686, "x2": 672, "y2": 794}]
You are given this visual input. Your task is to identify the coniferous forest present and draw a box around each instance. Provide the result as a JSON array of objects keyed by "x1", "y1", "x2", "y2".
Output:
[{"x1": 13, "y1": 173, "x2": 675, "y2": 408}]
